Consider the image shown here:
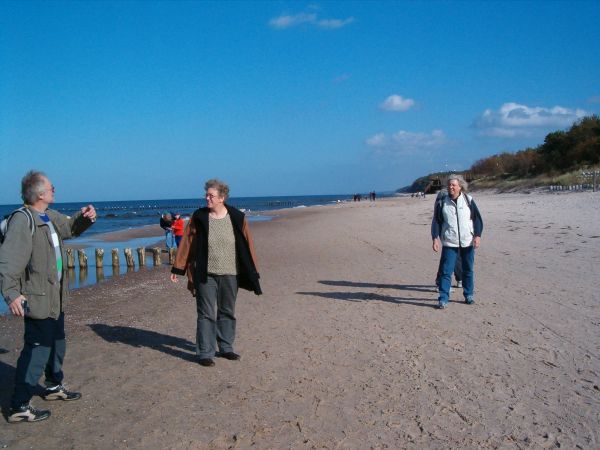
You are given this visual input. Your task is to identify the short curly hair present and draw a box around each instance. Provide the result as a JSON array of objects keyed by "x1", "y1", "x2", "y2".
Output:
[
  {"x1": 21, "y1": 170, "x2": 48, "y2": 204},
  {"x1": 447, "y1": 174, "x2": 468, "y2": 192},
  {"x1": 204, "y1": 179, "x2": 230, "y2": 200}
]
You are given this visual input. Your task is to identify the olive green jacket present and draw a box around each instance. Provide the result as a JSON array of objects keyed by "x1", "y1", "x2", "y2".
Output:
[{"x1": 0, "y1": 206, "x2": 93, "y2": 319}]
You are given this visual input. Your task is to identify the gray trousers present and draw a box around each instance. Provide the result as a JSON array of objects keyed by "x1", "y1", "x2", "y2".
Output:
[{"x1": 196, "y1": 275, "x2": 238, "y2": 359}]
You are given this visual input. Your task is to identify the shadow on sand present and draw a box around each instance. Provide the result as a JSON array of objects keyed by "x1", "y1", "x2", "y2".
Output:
[
  {"x1": 296, "y1": 280, "x2": 442, "y2": 308},
  {"x1": 89, "y1": 324, "x2": 197, "y2": 363},
  {"x1": 319, "y1": 280, "x2": 438, "y2": 293}
]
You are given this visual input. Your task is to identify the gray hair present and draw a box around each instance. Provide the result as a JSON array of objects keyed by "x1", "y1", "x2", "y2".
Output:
[
  {"x1": 204, "y1": 179, "x2": 230, "y2": 200},
  {"x1": 21, "y1": 170, "x2": 47, "y2": 204},
  {"x1": 447, "y1": 174, "x2": 468, "y2": 192}
]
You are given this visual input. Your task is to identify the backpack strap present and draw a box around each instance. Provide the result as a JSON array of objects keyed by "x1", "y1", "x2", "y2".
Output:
[
  {"x1": 5, "y1": 207, "x2": 35, "y2": 237},
  {"x1": 462, "y1": 194, "x2": 475, "y2": 220}
]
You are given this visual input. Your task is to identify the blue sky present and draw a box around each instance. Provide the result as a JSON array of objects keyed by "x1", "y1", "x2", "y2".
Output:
[{"x1": 1, "y1": 1, "x2": 599, "y2": 203}]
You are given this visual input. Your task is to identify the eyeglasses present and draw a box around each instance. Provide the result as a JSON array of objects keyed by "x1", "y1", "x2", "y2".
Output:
[
  {"x1": 205, "y1": 193, "x2": 221, "y2": 200},
  {"x1": 41, "y1": 185, "x2": 55, "y2": 194}
]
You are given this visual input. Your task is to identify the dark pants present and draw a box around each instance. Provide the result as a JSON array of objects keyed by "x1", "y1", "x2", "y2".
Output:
[
  {"x1": 438, "y1": 246, "x2": 475, "y2": 305},
  {"x1": 12, "y1": 313, "x2": 66, "y2": 408},
  {"x1": 436, "y1": 251, "x2": 462, "y2": 286},
  {"x1": 195, "y1": 275, "x2": 238, "y2": 359}
]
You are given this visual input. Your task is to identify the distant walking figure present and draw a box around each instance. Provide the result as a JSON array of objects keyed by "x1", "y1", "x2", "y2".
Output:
[
  {"x1": 160, "y1": 213, "x2": 174, "y2": 249},
  {"x1": 431, "y1": 175, "x2": 483, "y2": 309},
  {"x1": 171, "y1": 213, "x2": 185, "y2": 247},
  {"x1": 170, "y1": 179, "x2": 262, "y2": 367}
]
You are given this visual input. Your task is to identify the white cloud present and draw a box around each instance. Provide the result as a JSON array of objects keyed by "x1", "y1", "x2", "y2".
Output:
[
  {"x1": 366, "y1": 129, "x2": 447, "y2": 154},
  {"x1": 473, "y1": 102, "x2": 589, "y2": 138},
  {"x1": 379, "y1": 94, "x2": 415, "y2": 112},
  {"x1": 333, "y1": 73, "x2": 351, "y2": 84},
  {"x1": 269, "y1": 12, "x2": 354, "y2": 30},
  {"x1": 366, "y1": 133, "x2": 386, "y2": 147},
  {"x1": 587, "y1": 95, "x2": 600, "y2": 104},
  {"x1": 269, "y1": 13, "x2": 316, "y2": 29},
  {"x1": 317, "y1": 17, "x2": 355, "y2": 29}
]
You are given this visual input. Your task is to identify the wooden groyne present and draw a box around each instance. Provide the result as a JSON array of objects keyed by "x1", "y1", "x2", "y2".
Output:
[{"x1": 69, "y1": 246, "x2": 174, "y2": 285}]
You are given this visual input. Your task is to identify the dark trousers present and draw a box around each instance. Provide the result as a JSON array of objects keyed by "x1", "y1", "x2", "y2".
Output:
[
  {"x1": 435, "y1": 251, "x2": 462, "y2": 286},
  {"x1": 195, "y1": 275, "x2": 238, "y2": 359},
  {"x1": 438, "y1": 246, "x2": 475, "y2": 303},
  {"x1": 12, "y1": 313, "x2": 66, "y2": 408}
]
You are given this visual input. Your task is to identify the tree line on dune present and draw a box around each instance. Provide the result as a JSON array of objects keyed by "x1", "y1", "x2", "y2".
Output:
[
  {"x1": 403, "y1": 115, "x2": 600, "y2": 192},
  {"x1": 471, "y1": 115, "x2": 600, "y2": 178}
]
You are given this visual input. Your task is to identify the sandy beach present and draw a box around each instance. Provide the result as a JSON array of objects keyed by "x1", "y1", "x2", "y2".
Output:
[{"x1": 1, "y1": 191, "x2": 599, "y2": 449}]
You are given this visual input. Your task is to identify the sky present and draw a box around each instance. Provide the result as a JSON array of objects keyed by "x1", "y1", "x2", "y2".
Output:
[{"x1": 1, "y1": 0, "x2": 599, "y2": 203}]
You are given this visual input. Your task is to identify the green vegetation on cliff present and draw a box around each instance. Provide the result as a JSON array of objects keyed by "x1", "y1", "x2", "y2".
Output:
[{"x1": 403, "y1": 115, "x2": 600, "y2": 192}]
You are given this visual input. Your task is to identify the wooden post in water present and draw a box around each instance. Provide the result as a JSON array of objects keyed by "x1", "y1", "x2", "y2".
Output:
[
  {"x1": 96, "y1": 267, "x2": 105, "y2": 282},
  {"x1": 137, "y1": 247, "x2": 146, "y2": 267},
  {"x1": 66, "y1": 248, "x2": 75, "y2": 269},
  {"x1": 111, "y1": 249, "x2": 120, "y2": 276},
  {"x1": 169, "y1": 247, "x2": 176, "y2": 265},
  {"x1": 77, "y1": 249, "x2": 88, "y2": 269},
  {"x1": 95, "y1": 248, "x2": 104, "y2": 269},
  {"x1": 111, "y1": 249, "x2": 119, "y2": 267},
  {"x1": 151, "y1": 247, "x2": 161, "y2": 266},
  {"x1": 124, "y1": 248, "x2": 135, "y2": 268}
]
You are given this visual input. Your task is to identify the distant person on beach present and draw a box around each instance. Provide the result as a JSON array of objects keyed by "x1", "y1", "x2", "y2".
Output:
[
  {"x1": 431, "y1": 174, "x2": 483, "y2": 309},
  {"x1": 160, "y1": 213, "x2": 174, "y2": 249},
  {"x1": 170, "y1": 179, "x2": 262, "y2": 367},
  {"x1": 0, "y1": 170, "x2": 97, "y2": 423},
  {"x1": 171, "y1": 213, "x2": 185, "y2": 247}
]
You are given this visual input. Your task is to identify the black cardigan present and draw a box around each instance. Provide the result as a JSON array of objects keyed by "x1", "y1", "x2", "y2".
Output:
[{"x1": 185, "y1": 205, "x2": 262, "y2": 295}]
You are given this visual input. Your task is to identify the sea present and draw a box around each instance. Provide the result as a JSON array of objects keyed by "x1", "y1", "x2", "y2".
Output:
[{"x1": 0, "y1": 193, "x2": 392, "y2": 314}]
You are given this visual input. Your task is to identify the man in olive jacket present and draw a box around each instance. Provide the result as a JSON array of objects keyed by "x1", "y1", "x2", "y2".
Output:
[{"x1": 0, "y1": 171, "x2": 97, "y2": 423}]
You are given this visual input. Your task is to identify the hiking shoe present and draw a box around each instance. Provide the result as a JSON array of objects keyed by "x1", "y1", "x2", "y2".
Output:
[
  {"x1": 217, "y1": 351, "x2": 241, "y2": 361},
  {"x1": 456, "y1": 280, "x2": 463, "y2": 288},
  {"x1": 198, "y1": 358, "x2": 215, "y2": 367},
  {"x1": 41, "y1": 384, "x2": 81, "y2": 401},
  {"x1": 438, "y1": 302, "x2": 448, "y2": 310},
  {"x1": 8, "y1": 404, "x2": 51, "y2": 423},
  {"x1": 465, "y1": 297, "x2": 475, "y2": 305}
]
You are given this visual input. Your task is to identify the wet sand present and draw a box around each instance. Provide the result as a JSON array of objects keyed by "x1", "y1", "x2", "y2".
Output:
[{"x1": 1, "y1": 191, "x2": 599, "y2": 448}]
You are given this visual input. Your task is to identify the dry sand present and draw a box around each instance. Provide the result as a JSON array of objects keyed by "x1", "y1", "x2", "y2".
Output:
[{"x1": 1, "y1": 191, "x2": 599, "y2": 449}]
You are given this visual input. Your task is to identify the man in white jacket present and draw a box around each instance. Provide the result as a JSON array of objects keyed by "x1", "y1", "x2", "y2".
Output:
[{"x1": 431, "y1": 174, "x2": 483, "y2": 309}]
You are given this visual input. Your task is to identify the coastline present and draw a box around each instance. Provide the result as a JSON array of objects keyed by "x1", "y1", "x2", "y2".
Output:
[{"x1": 1, "y1": 191, "x2": 600, "y2": 447}]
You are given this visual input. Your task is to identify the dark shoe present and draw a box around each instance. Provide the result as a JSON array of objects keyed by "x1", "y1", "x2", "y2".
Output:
[
  {"x1": 465, "y1": 296, "x2": 475, "y2": 305},
  {"x1": 198, "y1": 358, "x2": 215, "y2": 367},
  {"x1": 217, "y1": 351, "x2": 241, "y2": 361},
  {"x1": 8, "y1": 403, "x2": 51, "y2": 423},
  {"x1": 41, "y1": 384, "x2": 81, "y2": 401}
]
